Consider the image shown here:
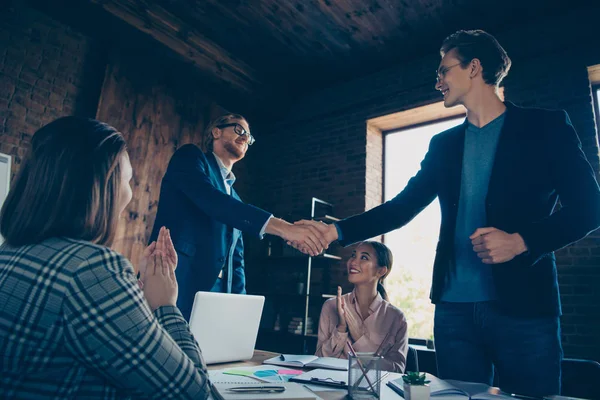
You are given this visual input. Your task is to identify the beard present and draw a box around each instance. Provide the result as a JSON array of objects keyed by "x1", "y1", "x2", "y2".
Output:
[{"x1": 223, "y1": 141, "x2": 246, "y2": 159}]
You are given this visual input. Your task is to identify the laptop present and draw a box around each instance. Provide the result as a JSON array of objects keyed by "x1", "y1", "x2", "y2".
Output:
[{"x1": 188, "y1": 292, "x2": 265, "y2": 364}]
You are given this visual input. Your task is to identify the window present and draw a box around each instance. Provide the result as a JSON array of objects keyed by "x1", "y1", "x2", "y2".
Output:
[
  {"x1": 0, "y1": 152, "x2": 11, "y2": 245},
  {"x1": 383, "y1": 117, "x2": 464, "y2": 339},
  {"x1": 594, "y1": 86, "x2": 600, "y2": 136}
]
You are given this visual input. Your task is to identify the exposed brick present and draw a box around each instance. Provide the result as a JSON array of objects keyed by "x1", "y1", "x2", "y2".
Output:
[{"x1": 0, "y1": 5, "x2": 102, "y2": 179}]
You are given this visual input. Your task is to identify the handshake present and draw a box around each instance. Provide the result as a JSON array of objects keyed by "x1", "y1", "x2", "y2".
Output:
[{"x1": 265, "y1": 218, "x2": 340, "y2": 256}]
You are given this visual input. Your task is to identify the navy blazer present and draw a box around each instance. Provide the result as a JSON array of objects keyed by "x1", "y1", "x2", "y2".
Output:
[
  {"x1": 149, "y1": 145, "x2": 271, "y2": 320},
  {"x1": 337, "y1": 103, "x2": 600, "y2": 317}
]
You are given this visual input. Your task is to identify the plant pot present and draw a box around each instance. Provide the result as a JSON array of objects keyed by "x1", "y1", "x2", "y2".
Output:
[{"x1": 403, "y1": 383, "x2": 430, "y2": 400}]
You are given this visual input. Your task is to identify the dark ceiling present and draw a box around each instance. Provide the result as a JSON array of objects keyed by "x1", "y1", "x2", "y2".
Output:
[
  {"x1": 152, "y1": 0, "x2": 589, "y2": 92},
  {"x1": 31, "y1": 0, "x2": 595, "y2": 102}
]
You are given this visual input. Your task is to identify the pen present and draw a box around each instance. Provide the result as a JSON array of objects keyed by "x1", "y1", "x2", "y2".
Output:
[
  {"x1": 347, "y1": 340, "x2": 380, "y2": 399},
  {"x1": 227, "y1": 385, "x2": 286, "y2": 393},
  {"x1": 488, "y1": 387, "x2": 548, "y2": 400},
  {"x1": 374, "y1": 330, "x2": 392, "y2": 357},
  {"x1": 355, "y1": 330, "x2": 391, "y2": 387}
]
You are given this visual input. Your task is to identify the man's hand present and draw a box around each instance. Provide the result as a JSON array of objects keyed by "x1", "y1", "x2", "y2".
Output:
[
  {"x1": 265, "y1": 218, "x2": 329, "y2": 256},
  {"x1": 287, "y1": 220, "x2": 338, "y2": 254},
  {"x1": 470, "y1": 227, "x2": 528, "y2": 264}
]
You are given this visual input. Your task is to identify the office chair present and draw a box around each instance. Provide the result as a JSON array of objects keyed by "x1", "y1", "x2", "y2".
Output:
[
  {"x1": 561, "y1": 358, "x2": 600, "y2": 399},
  {"x1": 405, "y1": 345, "x2": 420, "y2": 372}
]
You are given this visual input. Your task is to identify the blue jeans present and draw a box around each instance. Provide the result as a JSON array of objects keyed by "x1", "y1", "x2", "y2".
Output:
[{"x1": 434, "y1": 301, "x2": 562, "y2": 396}]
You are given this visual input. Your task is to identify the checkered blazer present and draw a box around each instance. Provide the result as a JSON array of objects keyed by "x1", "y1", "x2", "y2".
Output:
[{"x1": 0, "y1": 237, "x2": 210, "y2": 399}]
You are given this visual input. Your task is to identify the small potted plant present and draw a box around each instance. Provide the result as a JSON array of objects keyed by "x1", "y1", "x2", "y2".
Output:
[{"x1": 402, "y1": 372, "x2": 431, "y2": 400}]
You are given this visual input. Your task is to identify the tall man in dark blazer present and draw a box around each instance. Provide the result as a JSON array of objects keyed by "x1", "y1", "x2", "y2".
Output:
[
  {"x1": 150, "y1": 113, "x2": 328, "y2": 320},
  {"x1": 296, "y1": 30, "x2": 600, "y2": 396}
]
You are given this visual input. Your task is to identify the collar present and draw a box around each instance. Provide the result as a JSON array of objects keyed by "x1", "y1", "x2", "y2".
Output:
[
  {"x1": 212, "y1": 152, "x2": 236, "y2": 185},
  {"x1": 349, "y1": 288, "x2": 384, "y2": 315}
]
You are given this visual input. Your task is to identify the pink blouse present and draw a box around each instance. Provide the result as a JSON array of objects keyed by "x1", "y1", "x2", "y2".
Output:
[{"x1": 315, "y1": 290, "x2": 408, "y2": 373}]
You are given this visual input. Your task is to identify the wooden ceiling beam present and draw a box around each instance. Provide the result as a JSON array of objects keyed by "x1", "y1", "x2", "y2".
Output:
[{"x1": 90, "y1": 0, "x2": 260, "y2": 93}]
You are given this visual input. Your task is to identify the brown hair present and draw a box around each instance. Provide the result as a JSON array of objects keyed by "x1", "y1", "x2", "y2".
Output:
[
  {"x1": 202, "y1": 113, "x2": 248, "y2": 152},
  {"x1": 0, "y1": 116, "x2": 127, "y2": 247},
  {"x1": 361, "y1": 241, "x2": 394, "y2": 301},
  {"x1": 440, "y1": 29, "x2": 511, "y2": 86}
]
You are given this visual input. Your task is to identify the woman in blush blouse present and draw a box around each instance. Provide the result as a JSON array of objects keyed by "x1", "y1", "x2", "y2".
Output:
[{"x1": 315, "y1": 241, "x2": 408, "y2": 372}]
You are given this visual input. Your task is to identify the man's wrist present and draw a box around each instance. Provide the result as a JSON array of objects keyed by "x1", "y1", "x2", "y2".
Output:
[
  {"x1": 328, "y1": 224, "x2": 340, "y2": 243},
  {"x1": 337, "y1": 324, "x2": 348, "y2": 333},
  {"x1": 513, "y1": 233, "x2": 528, "y2": 255},
  {"x1": 265, "y1": 217, "x2": 289, "y2": 238}
]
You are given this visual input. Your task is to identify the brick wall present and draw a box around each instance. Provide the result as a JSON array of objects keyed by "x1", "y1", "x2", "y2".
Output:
[
  {"x1": 0, "y1": 4, "x2": 104, "y2": 179},
  {"x1": 0, "y1": 4, "x2": 253, "y2": 266},
  {"x1": 249, "y1": 5, "x2": 600, "y2": 360},
  {"x1": 95, "y1": 48, "x2": 235, "y2": 267}
]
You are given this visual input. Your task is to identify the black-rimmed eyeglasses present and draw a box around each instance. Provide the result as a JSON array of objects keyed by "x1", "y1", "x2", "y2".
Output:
[
  {"x1": 436, "y1": 62, "x2": 462, "y2": 83},
  {"x1": 216, "y1": 123, "x2": 255, "y2": 146}
]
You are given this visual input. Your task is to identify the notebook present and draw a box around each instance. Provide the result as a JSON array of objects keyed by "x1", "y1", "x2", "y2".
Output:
[
  {"x1": 387, "y1": 375, "x2": 515, "y2": 399},
  {"x1": 264, "y1": 355, "x2": 348, "y2": 371},
  {"x1": 210, "y1": 382, "x2": 320, "y2": 400}
]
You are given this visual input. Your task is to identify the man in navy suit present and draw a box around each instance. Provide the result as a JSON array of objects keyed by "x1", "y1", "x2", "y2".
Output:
[
  {"x1": 296, "y1": 30, "x2": 600, "y2": 396},
  {"x1": 149, "y1": 113, "x2": 328, "y2": 320}
]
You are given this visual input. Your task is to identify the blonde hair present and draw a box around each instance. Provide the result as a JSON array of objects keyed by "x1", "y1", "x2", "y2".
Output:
[{"x1": 202, "y1": 113, "x2": 248, "y2": 151}]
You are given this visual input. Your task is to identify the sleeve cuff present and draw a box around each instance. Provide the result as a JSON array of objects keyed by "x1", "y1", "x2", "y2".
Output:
[
  {"x1": 259, "y1": 215, "x2": 274, "y2": 239},
  {"x1": 333, "y1": 328, "x2": 349, "y2": 342},
  {"x1": 153, "y1": 305, "x2": 185, "y2": 326},
  {"x1": 334, "y1": 223, "x2": 344, "y2": 242}
]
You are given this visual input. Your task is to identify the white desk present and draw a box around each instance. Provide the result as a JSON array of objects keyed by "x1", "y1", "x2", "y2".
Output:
[{"x1": 208, "y1": 351, "x2": 582, "y2": 400}]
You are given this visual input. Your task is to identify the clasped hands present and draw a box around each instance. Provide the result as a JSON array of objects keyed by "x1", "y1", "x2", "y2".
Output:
[
  {"x1": 137, "y1": 226, "x2": 179, "y2": 310},
  {"x1": 269, "y1": 218, "x2": 339, "y2": 256},
  {"x1": 280, "y1": 220, "x2": 528, "y2": 263}
]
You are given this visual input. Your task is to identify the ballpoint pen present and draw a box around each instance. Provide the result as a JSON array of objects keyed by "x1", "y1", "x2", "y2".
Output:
[
  {"x1": 488, "y1": 387, "x2": 549, "y2": 400},
  {"x1": 227, "y1": 385, "x2": 286, "y2": 393}
]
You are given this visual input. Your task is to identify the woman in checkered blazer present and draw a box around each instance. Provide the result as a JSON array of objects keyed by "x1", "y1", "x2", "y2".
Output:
[{"x1": 0, "y1": 117, "x2": 211, "y2": 399}]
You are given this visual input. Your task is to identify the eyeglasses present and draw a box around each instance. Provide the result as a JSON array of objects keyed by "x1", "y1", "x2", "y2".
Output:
[
  {"x1": 436, "y1": 62, "x2": 462, "y2": 83},
  {"x1": 216, "y1": 123, "x2": 255, "y2": 146}
]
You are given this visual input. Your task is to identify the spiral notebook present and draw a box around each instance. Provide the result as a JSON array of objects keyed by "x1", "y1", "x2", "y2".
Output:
[
  {"x1": 210, "y1": 382, "x2": 320, "y2": 400},
  {"x1": 264, "y1": 355, "x2": 348, "y2": 371}
]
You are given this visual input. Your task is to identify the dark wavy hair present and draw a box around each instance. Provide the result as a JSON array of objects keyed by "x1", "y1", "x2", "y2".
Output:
[
  {"x1": 361, "y1": 241, "x2": 393, "y2": 301},
  {"x1": 0, "y1": 116, "x2": 127, "y2": 247},
  {"x1": 440, "y1": 29, "x2": 511, "y2": 86}
]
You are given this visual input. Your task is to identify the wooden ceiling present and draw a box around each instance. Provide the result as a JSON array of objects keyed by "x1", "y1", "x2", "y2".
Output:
[{"x1": 81, "y1": 0, "x2": 590, "y2": 98}]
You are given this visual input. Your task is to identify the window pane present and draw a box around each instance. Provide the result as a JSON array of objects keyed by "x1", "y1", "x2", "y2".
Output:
[
  {"x1": 596, "y1": 88, "x2": 600, "y2": 117},
  {"x1": 384, "y1": 117, "x2": 464, "y2": 339}
]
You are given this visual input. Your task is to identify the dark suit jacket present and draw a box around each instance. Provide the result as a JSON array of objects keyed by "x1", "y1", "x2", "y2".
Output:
[
  {"x1": 149, "y1": 145, "x2": 271, "y2": 319},
  {"x1": 337, "y1": 102, "x2": 600, "y2": 317}
]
